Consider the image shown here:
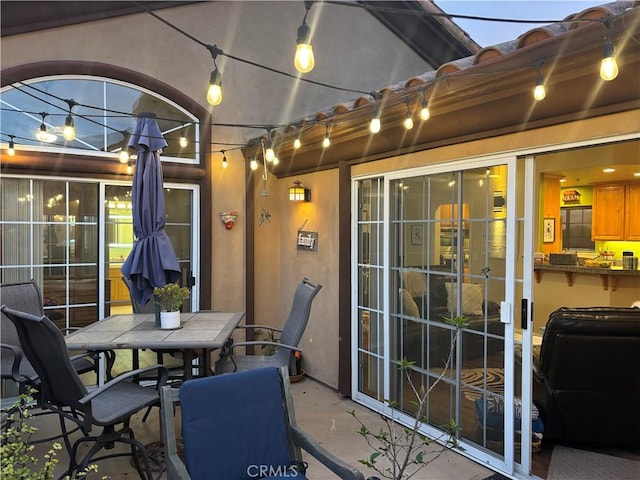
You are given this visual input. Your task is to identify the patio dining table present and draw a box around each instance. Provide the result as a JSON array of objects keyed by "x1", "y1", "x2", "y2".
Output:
[{"x1": 65, "y1": 311, "x2": 245, "y2": 379}]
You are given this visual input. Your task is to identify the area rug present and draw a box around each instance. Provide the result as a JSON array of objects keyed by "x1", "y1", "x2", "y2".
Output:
[
  {"x1": 459, "y1": 367, "x2": 504, "y2": 401},
  {"x1": 548, "y1": 445, "x2": 640, "y2": 480}
]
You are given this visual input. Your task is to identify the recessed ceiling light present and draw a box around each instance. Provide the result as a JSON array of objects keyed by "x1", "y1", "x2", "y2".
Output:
[
  {"x1": 559, "y1": 178, "x2": 567, "y2": 183},
  {"x1": 602, "y1": 168, "x2": 616, "y2": 173}
]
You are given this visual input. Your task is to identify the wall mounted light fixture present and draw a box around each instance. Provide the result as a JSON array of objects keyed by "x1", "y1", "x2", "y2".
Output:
[{"x1": 289, "y1": 180, "x2": 311, "y2": 202}]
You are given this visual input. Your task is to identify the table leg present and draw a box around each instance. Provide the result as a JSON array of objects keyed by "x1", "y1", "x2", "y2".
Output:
[{"x1": 183, "y1": 350, "x2": 194, "y2": 380}]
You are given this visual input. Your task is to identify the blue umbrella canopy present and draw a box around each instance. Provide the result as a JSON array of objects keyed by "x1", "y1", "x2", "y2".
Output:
[{"x1": 121, "y1": 113, "x2": 181, "y2": 305}]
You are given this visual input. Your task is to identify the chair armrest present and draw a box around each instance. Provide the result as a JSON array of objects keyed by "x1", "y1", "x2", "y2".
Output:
[
  {"x1": 79, "y1": 364, "x2": 168, "y2": 405},
  {"x1": 235, "y1": 324, "x2": 283, "y2": 334},
  {"x1": 160, "y1": 386, "x2": 191, "y2": 480},
  {"x1": 1, "y1": 343, "x2": 24, "y2": 382},
  {"x1": 166, "y1": 452, "x2": 190, "y2": 480},
  {"x1": 229, "y1": 341, "x2": 301, "y2": 353},
  {"x1": 290, "y1": 424, "x2": 365, "y2": 480}
]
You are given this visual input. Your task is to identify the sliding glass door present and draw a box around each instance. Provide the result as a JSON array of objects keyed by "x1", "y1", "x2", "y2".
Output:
[{"x1": 353, "y1": 155, "x2": 532, "y2": 475}]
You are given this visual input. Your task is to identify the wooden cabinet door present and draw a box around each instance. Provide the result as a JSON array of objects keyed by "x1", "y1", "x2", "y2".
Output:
[
  {"x1": 625, "y1": 184, "x2": 640, "y2": 241},
  {"x1": 592, "y1": 185, "x2": 625, "y2": 240}
]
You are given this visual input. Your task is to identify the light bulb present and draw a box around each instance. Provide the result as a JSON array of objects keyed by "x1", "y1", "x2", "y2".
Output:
[
  {"x1": 36, "y1": 123, "x2": 49, "y2": 142},
  {"x1": 272, "y1": 156, "x2": 279, "y2": 166},
  {"x1": 404, "y1": 113, "x2": 414, "y2": 130},
  {"x1": 600, "y1": 42, "x2": 618, "y2": 81},
  {"x1": 295, "y1": 43, "x2": 315, "y2": 74},
  {"x1": 323, "y1": 134, "x2": 330, "y2": 148},
  {"x1": 63, "y1": 115, "x2": 75, "y2": 141},
  {"x1": 533, "y1": 84, "x2": 546, "y2": 101},
  {"x1": 207, "y1": 68, "x2": 223, "y2": 106},
  {"x1": 126, "y1": 161, "x2": 133, "y2": 175},
  {"x1": 265, "y1": 147, "x2": 275, "y2": 162},
  {"x1": 8, "y1": 138, "x2": 15, "y2": 157},
  {"x1": 420, "y1": 100, "x2": 430, "y2": 121},
  {"x1": 119, "y1": 149, "x2": 130, "y2": 164},
  {"x1": 179, "y1": 135, "x2": 188, "y2": 148},
  {"x1": 222, "y1": 154, "x2": 228, "y2": 169},
  {"x1": 294, "y1": 137, "x2": 301, "y2": 149},
  {"x1": 369, "y1": 117, "x2": 381, "y2": 134},
  {"x1": 250, "y1": 158, "x2": 258, "y2": 171},
  {"x1": 295, "y1": 19, "x2": 314, "y2": 73}
]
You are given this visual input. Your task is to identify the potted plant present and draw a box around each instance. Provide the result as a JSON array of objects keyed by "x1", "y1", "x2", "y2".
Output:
[{"x1": 153, "y1": 283, "x2": 190, "y2": 329}]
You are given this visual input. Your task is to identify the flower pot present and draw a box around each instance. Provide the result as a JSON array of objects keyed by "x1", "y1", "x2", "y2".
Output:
[{"x1": 160, "y1": 311, "x2": 180, "y2": 329}]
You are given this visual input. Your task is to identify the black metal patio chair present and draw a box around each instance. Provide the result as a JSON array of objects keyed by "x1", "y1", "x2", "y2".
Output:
[{"x1": 0, "y1": 305, "x2": 168, "y2": 480}]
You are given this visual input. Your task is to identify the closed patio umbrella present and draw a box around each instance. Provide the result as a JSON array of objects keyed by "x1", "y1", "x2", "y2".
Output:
[{"x1": 121, "y1": 112, "x2": 181, "y2": 305}]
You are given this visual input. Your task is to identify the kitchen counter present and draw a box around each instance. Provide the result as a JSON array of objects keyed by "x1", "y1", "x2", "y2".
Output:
[{"x1": 534, "y1": 264, "x2": 640, "y2": 291}]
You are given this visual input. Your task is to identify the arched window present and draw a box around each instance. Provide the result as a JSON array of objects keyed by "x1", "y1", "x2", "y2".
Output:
[{"x1": 1, "y1": 76, "x2": 199, "y2": 163}]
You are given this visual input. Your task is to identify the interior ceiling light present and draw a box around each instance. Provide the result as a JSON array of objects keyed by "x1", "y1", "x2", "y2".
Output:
[
  {"x1": 206, "y1": 45, "x2": 223, "y2": 106},
  {"x1": 369, "y1": 108, "x2": 381, "y2": 134},
  {"x1": 221, "y1": 150, "x2": 228, "y2": 169},
  {"x1": 7, "y1": 135, "x2": 16, "y2": 157},
  {"x1": 36, "y1": 112, "x2": 56, "y2": 143},
  {"x1": 420, "y1": 91, "x2": 430, "y2": 121},
  {"x1": 602, "y1": 168, "x2": 616, "y2": 173},
  {"x1": 294, "y1": 1, "x2": 315, "y2": 74},
  {"x1": 62, "y1": 99, "x2": 77, "y2": 141},
  {"x1": 403, "y1": 101, "x2": 414, "y2": 130},
  {"x1": 533, "y1": 62, "x2": 546, "y2": 101},
  {"x1": 322, "y1": 124, "x2": 330, "y2": 148}
]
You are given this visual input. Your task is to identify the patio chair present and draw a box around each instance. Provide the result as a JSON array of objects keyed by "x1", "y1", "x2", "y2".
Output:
[
  {"x1": 0, "y1": 305, "x2": 168, "y2": 480},
  {"x1": 1, "y1": 280, "x2": 113, "y2": 393},
  {"x1": 214, "y1": 277, "x2": 322, "y2": 375},
  {"x1": 160, "y1": 366, "x2": 365, "y2": 480}
]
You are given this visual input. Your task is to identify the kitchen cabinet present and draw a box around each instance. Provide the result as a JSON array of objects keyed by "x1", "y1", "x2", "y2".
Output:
[
  {"x1": 592, "y1": 183, "x2": 639, "y2": 240},
  {"x1": 625, "y1": 183, "x2": 640, "y2": 241}
]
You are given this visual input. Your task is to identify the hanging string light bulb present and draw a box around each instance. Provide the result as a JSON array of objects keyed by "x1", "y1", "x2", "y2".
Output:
[
  {"x1": 322, "y1": 124, "x2": 330, "y2": 148},
  {"x1": 370, "y1": 108, "x2": 381, "y2": 134},
  {"x1": 293, "y1": 130, "x2": 302, "y2": 149},
  {"x1": 206, "y1": 45, "x2": 223, "y2": 106},
  {"x1": 221, "y1": 150, "x2": 228, "y2": 168},
  {"x1": 179, "y1": 124, "x2": 188, "y2": 148},
  {"x1": 403, "y1": 101, "x2": 414, "y2": 130},
  {"x1": 36, "y1": 112, "x2": 56, "y2": 143},
  {"x1": 250, "y1": 156, "x2": 259, "y2": 171},
  {"x1": 126, "y1": 159, "x2": 133, "y2": 175},
  {"x1": 7, "y1": 135, "x2": 16, "y2": 156},
  {"x1": 62, "y1": 99, "x2": 77, "y2": 141},
  {"x1": 263, "y1": 130, "x2": 275, "y2": 162},
  {"x1": 420, "y1": 90, "x2": 430, "y2": 121},
  {"x1": 533, "y1": 62, "x2": 546, "y2": 101},
  {"x1": 294, "y1": 1, "x2": 315, "y2": 74},
  {"x1": 118, "y1": 131, "x2": 130, "y2": 164}
]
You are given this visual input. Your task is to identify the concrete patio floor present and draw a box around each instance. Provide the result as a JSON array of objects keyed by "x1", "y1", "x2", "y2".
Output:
[{"x1": 21, "y1": 375, "x2": 494, "y2": 480}]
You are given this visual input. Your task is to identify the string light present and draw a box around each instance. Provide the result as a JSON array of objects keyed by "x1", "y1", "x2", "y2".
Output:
[
  {"x1": 600, "y1": 40, "x2": 618, "y2": 81},
  {"x1": 249, "y1": 156, "x2": 259, "y2": 170},
  {"x1": 263, "y1": 133, "x2": 275, "y2": 162},
  {"x1": 7, "y1": 135, "x2": 16, "y2": 156},
  {"x1": 403, "y1": 101, "x2": 414, "y2": 130},
  {"x1": 369, "y1": 108, "x2": 381, "y2": 134},
  {"x1": 119, "y1": 132, "x2": 130, "y2": 163},
  {"x1": 420, "y1": 90, "x2": 430, "y2": 121},
  {"x1": 294, "y1": 1, "x2": 315, "y2": 74},
  {"x1": 179, "y1": 124, "x2": 188, "y2": 148},
  {"x1": 533, "y1": 62, "x2": 546, "y2": 101},
  {"x1": 322, "y1": 124, "x2": 330, "y2": 148},
  {"x1": 221, "y1": 150, "x2": 228, "y2": 168},
  {"x1": 126, "y1": 160, "x2": 133, "y2": 175},
  {"x1": 36, "y1": 112, "x2": 56, "y2": 143},
  {"x1": 206, "y1": 45, "x2": 223, "y2": 106},
  {"x1": 62, "y1": 99, "x2": 76, "y2": 141}
]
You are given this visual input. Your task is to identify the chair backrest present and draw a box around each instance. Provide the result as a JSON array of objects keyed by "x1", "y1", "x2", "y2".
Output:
[
  {"x1": 178, "y1": 367, "x2": 294, "y2": 480},
  {"x1": 537, "y1": 306, "x2": 640, "y2": 442},
  {"x1": 277, "y1": 278, "x2": 322, "y2": 354},
  {"x1": 122, "y1": 276, "x2": 156, "y2": 314},
  {"x1": 1, "y1": 281, "x2": 45, "y2": 348},
  {"x1": 0, "y1": 305, "x2": 88, "y2": 409}
]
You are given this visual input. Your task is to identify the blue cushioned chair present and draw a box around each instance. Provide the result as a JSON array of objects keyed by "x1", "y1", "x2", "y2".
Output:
[{"x1": 161, "y1": 366, "x2": 365, "y2": 480}]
